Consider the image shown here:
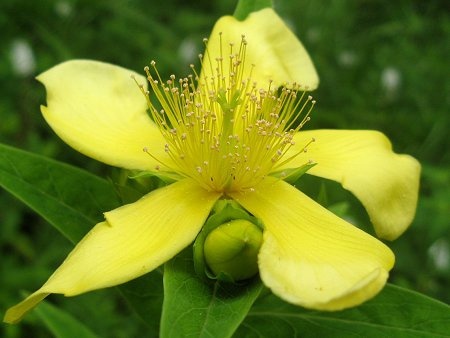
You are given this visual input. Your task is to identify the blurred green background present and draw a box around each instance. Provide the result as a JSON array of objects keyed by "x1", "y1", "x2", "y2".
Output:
[{"x1": 1, "y1": 0, "x2": 449, "y2": 337}]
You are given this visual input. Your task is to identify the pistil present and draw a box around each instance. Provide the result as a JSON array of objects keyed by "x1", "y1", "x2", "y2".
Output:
[{"x1": 135, "y1": 35, "x2": 315, "y2": 193}]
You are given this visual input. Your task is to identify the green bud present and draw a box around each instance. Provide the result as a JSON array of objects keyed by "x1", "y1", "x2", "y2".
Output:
[{"x1": 203, "y1": 219, "x2": 263, "y2": 281}]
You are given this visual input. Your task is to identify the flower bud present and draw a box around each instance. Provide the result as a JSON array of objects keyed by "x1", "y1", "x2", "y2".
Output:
[{"x1": 203, "y1": 219, "x2": 263, "y2": 281}]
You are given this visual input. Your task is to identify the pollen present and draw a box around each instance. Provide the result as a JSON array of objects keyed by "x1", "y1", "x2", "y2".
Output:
[{"x1": 136, "y1": 35, "x2": 315, "y2": 193}]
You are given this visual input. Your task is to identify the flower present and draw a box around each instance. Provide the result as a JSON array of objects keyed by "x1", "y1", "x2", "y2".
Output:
[{"x1": 4, "y1": 8, "x2": 420, "y2": 323}]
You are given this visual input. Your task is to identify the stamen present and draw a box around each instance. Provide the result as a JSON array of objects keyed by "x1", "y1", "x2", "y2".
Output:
[{"x1": 137, "y1": 35, "x2": 316, "y2": 193}]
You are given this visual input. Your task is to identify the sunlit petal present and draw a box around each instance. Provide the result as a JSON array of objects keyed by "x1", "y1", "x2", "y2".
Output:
[
  {"x1": 38, "y1": 60, "x2": 168, "y2": 170},
  {"x1": 201, "y1": 8, "x2": 319, "y2": 90},
  {"x1": 230, "y1": 177, "x2": 394, "y2": 310},
  {"x1": 4, "y1": 179, "x2": 221, "y2": 324},
  {"x1": 281, "y1": 129, "x2": 420, "y2": 240}
]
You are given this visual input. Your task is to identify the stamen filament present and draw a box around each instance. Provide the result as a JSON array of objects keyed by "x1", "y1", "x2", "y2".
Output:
[{"x1": 138, "y1": 36, "x2": 316, "y2": 193}]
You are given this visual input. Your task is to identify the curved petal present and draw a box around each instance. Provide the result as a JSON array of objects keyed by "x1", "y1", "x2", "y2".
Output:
[
  {"x1": 38, "y1": 60, "x2": 168, "y2": 170},
  {"x1": 201, "y1": 8, "x2": 319, "y2": 90},
  {"x1": 280, "y1": 129, "x2": 420, "y2": 240},
  {"x1": 4, "y1": 179, "x2": 221, "y2": 324},
  {"x1": 229, "y1": 177, "x2": 394, "y2": 311}
]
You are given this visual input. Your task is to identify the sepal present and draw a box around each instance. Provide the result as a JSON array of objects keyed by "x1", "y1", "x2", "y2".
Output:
[
  {"x1": 193, "y1": 200, "x2": 263, "y2": 282},
  {"x1": 270, "y1": 161, "x2": 317, "y2": 184}
]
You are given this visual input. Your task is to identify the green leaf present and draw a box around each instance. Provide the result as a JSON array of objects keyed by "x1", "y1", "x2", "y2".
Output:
[
  {"x1": 234, "y1": 284, "x2": 450, "y2": 337},
  {"x1": 0, "y1": 143, "x2": 162, "y2": 330},
  {"x1": 118, "y1": 270, "x2": 164, "y2": 337},
  {"x1": 233, "y1": 0, "x2": 272, "y2": 20},
  {"x1": 161, "y1": 249, "x2": 263, "y2": 338},
  {"x1": 0, "y1": 143, "x2": 119, "y2": 243},
  {"x1": 33, "y1": 299, "x2": 99, "y2": 338}
]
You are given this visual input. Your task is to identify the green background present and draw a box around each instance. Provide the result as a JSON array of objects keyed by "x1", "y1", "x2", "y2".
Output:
[{"x1": 1, "y1": 0, "x2": 448, "y2": 337}]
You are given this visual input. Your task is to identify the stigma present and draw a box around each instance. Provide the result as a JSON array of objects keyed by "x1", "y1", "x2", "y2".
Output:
[{"x1": 136, "y1": 35, "x2": 315, "y2": 193}]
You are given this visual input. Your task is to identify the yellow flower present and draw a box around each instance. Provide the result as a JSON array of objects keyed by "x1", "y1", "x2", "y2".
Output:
[{"x1": 4, "y1": 8, "x2": 420, "y2": 323}]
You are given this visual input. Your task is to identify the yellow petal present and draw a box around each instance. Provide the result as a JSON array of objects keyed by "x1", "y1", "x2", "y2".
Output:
[
  {"x1": 38, "y1": 60, "x2": 168, "y2": 170},
  {"x1": 201, "y1": 8, "x2": 319, "y2": 90},
  {"x1": 4, "y1": 179, "x2": 221, "y2": 324},
  {"x1": 230, "y1": 177, "x2": 394, "y2": 310},
  {"x1": 282, "y1": 129, "x2": 421, "y2": 240}
]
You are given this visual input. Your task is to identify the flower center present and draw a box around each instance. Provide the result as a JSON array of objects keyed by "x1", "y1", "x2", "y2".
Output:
[{"x1": 137, "y1": 35, "x2": 315, "y2": 193}]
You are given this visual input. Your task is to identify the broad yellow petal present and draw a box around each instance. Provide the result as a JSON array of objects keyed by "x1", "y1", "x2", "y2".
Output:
[
  {"x1": 38, "y1": 60, "x2": 168, "y2": 170},
  {"x1": 201, "y1": 8, "x2": 318, "y2": 90},
  {"x1": 281, "y1": 129, "x2": 420, "y2": 240},
  {"x1": 230, "y1": 177, "x2": 394, "y2": 310},
  {"x1": 4, "y1": 179, "x2": 221, "y2": 324}
]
